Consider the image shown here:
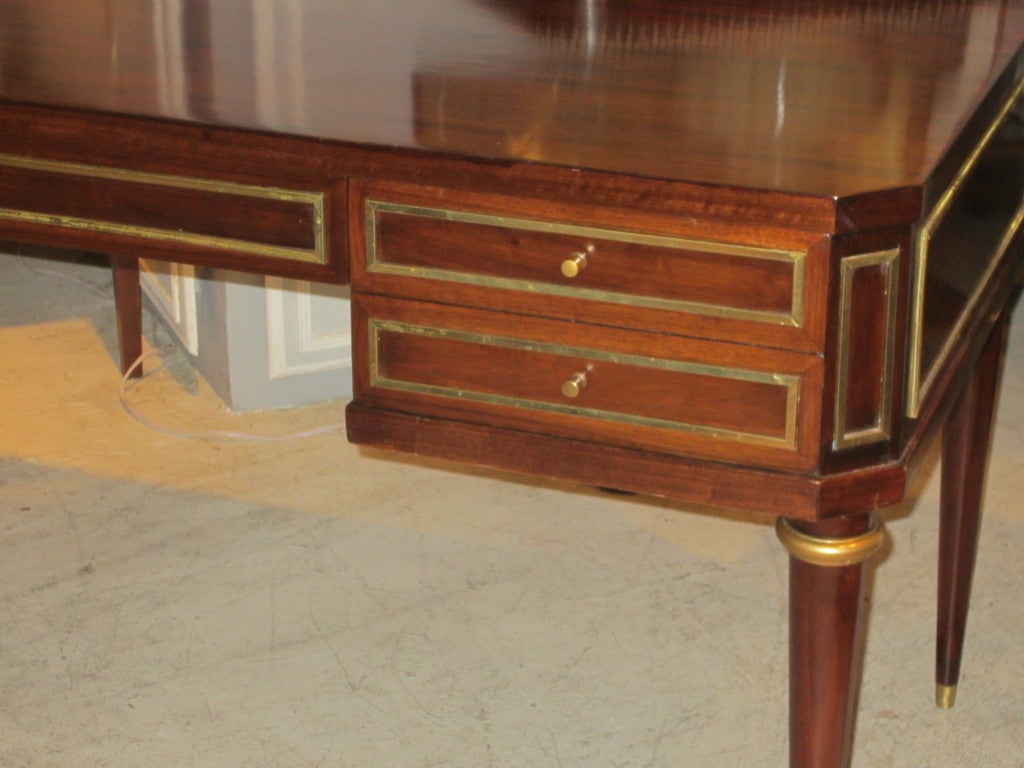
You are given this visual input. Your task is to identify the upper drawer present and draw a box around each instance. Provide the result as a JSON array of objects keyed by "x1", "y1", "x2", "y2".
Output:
[
  {"x1": 0, "y1": 152, "x2": 343, "y2": 279},
  {"x1": 350, "y1": 180, "x2": 827, "y2": 352}
]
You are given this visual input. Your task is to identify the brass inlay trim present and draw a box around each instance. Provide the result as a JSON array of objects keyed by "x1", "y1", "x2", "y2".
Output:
[
  {"x1": 369, "y1": 319, "x2": 802, "y2": 450},
  {"x1": 907, "y1": 79, "x2": 1024, "y2": 417},
  {"x1": 365, "y1": 200, "x2": 806, "y2": 327},
  {"x1": 833, "y1": 249, "x2": 900, "y2": 450},
  {"x1": 775, "y1": 517, "x2": 885, "y2": 567},
  {"x1": 0, "y1": 153, "x2": 326, "y2": 264}
]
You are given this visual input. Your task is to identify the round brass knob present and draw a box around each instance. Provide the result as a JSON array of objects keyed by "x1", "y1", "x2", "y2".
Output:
[
  {"x1": 561, "y1": 246, "x2": 593, "y2": 278},
  {"x1": 561, "y1": 371, "x2": 588, "y2": 399}
]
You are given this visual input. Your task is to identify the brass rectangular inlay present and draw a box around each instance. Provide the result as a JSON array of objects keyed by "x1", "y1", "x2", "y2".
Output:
[
  {"x1": 0, "y1": 153, "x2": 327, "y2": 264},
  {"x1": 833, "y1": 249, "x2": 900, "y2": 450},
  {"x1": 365, "y1": 200, "x2": 806, "y2": 327},
  {"x1": 907, "y1": 78, "x2": 1024, "y2": 417},
  {"x1": 369, "y1": 319, "x2": 801, "y2": 450}
]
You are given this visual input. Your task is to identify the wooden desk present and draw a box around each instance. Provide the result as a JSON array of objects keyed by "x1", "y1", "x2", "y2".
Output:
[{"x1": 1, "y1": 2, "x2": 1022, "y2": 766}]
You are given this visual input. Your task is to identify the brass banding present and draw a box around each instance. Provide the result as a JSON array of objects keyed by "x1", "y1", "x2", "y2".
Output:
[
  {"x1": 366, "y1": 200, "x2": 806, "y2": 327},
  {"x1": 833, "y1": 249, "x2": 900, "y2": 450},
  {"x1": 0, "y1": 153, "x2": 327, "y2": 265},
  {"x1": 368, "y1": 319, "x2": 802, "y2": 450},
  {"x1": 775, "y1": 517, "x2": 885, "y2": 567},
  {"x1": 907, "y1": 78, "x2": 1024, "y2": 417}
]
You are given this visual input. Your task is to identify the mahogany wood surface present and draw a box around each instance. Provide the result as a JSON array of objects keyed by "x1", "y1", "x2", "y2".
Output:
[
  {"x1": 369, "y1": 199, "x2": 797, "y2": 316},
  {"x1": 110, "y1": 254, "x2": 142, "y2": 378},
  {"x1": 353, "y1": 293, "x2": 824, "y2": 472},
  {"x1": 1, "y1": 1, "x2": 1020, "y2": 201},
  {"x1": 937, "y1": 311, "x2": 1008, "y2": 695},
  {"x1": 787, "y1": 515, "x2": 876, "y2": 768},
  {"x1": 344, "y1": 402, "x2": 908, "y2": 521},
  {"x1": 1, "y1": 3, "x2": 1023, "y2": 768},
  {"x1": 350, "y1": 179, "x2": 830, "y2": 354}
]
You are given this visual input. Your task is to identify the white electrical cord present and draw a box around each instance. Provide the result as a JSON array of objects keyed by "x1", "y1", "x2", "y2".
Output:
[{"x1": 119, "y1": 350, "x2": 346, "y2": 442}]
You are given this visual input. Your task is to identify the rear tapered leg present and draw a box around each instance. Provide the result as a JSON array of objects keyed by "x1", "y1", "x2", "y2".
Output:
[
  {"x1": 110, "y1": 255, "x2": 143, "y2": 378},
  {"x1": 937, "y1": 312, "x2": 1007, "y2": 708}
]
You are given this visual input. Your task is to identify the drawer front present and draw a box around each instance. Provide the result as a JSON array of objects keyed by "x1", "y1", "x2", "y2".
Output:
[
  {"x1": 0, "y1": 153, "x2": 332, "y2": 271},
  {"x1": 354, "y1": 294, "x2": 824, "y2": 471},
  {"x1": 351, "y1": 181, "x2": 825, "y2": 352}
]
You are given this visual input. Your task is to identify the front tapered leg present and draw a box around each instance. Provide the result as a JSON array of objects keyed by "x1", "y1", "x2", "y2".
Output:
[
  {"x1": 110, "y1": 255, "x2": 143, "y2": 378},
  {"x1": 937, "y1": 312, "x2": 1007, "y2": 708},
  {"x1": 777, "y1": 515, "x2": 885, "y2": 768}
]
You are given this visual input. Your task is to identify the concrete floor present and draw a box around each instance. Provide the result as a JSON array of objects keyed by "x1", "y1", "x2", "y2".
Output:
[{"x1": 1, "y1": 248, "x2": 1022, "y2": 767}]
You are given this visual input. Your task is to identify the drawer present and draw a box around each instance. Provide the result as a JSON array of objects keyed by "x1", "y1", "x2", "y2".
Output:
[
  {"x1": 353, "y1": 294, "x2": 824, "y2": 471},
  {"x1": 0, "y1": 152, "x2": 339, "y2": 277},
  {"x1": 350, "y1": 181, "x2": 826, "y2": 352}
]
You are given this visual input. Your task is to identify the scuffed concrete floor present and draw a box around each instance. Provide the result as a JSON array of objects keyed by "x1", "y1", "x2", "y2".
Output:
[{"x1": 1, "y1": 248, "x2": 1022, "y2": 767}]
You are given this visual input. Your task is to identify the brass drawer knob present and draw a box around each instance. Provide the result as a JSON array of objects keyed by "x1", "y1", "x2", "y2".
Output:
[
  {"x1": 561, "y1": 245, "x2": 593, "y2": 278},
  {"x1": 561, "y1": 371, "x2": 588, "y2": 399}
]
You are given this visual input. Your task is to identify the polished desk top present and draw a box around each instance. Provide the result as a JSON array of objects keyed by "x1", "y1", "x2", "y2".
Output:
[{"x1": 1, "y1": 0, "x2": 1022, "y2": 201}]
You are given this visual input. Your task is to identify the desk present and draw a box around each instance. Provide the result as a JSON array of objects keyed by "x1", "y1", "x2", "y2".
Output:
[{"x1": 1, "y1": 2, "x2": 1022, "y2": 766}]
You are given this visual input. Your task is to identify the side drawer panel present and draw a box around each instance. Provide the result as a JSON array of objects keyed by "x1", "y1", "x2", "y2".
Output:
[
  {"x1": 0, "y1": 153, "x2": 339, "y2": 276},
  {"x1": 907, "y1": 84, "x2": 1024, "y2": 416},
  {"x1": 353, "y1": 293, "x2": 824, "y2": 471}
]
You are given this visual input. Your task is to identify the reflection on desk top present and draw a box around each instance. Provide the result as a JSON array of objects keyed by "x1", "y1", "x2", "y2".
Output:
[{"x1": 0, "y1": 0, "x2": 1021, "y2": 198}]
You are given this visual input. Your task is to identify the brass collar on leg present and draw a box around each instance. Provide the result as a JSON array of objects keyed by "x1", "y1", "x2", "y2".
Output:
[{"x1": 775, "y1": 517, "x2": 886, "y2": 567}]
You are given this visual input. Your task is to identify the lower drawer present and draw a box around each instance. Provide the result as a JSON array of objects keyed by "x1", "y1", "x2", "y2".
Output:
[{"x1": 353, "y1": 294, "x2": 824, "y2": 471}]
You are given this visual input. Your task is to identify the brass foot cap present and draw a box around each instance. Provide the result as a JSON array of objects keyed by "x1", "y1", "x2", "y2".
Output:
[{"x1": 936, "y1": 684, "x2": 957, "y2": 709}]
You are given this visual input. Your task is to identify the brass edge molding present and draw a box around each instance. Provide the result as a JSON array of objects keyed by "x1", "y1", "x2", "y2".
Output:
[
  {"x1": 907, "y1": 78, "x2": 1024, "y2": 417},
  {"x1": 833, "y1": 248, "x2": 900, "y2": 450},
  {"x1": 0, "y1": 153, "x2": 326, "y2": 264},
  {"x1": 365, "y1": 199, "x2": 806, "y2": 328},
  {"x1": 0, "y1": 207, "x2": 323, "y2": 264},
  {"x1": 775, "y1": 517, "x2": 885, "y2": 567},
  {"x1": 0, "y1": 152, "x2": 322, "y2": 202},
  {"x1": 910, "y1": 190, "x2": 1024, "y2": 418},
  {"x1": 368, "y1": 318, "x2": 802, "y2": 450}
]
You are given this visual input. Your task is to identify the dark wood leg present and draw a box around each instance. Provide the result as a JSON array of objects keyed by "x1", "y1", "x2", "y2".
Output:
[
  {"x1": 110, "y1": 255, "x2": 143, "y2": 378},
  {"x1": 777, "y1": 514, "x2": 885, "y2": 768},
  {"x1": 936, "y1": 312, "x2": 1007, "y2": 708}
]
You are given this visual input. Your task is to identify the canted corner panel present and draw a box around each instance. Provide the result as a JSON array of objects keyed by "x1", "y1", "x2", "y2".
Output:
[
  {"x1": 833, "y1": 248, "x2": 900, "y2": 451},
  {"x1": 364, "y1": 199, "x2": 807, "y2": 329},
  {"x1": 0, "y1": 153, "x2": 327, "y2": 265}
]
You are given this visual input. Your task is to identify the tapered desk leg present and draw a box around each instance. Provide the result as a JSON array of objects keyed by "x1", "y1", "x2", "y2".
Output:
[
  {"x1": 111, "y1": 255, "x2": 143, "y2": 378},
  {"x1": 777, "y1": 515, "x2": 886, "y2": 768},
  {"x1": 937, "y1": 312, "x2": 1007, "y2": 709}
]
